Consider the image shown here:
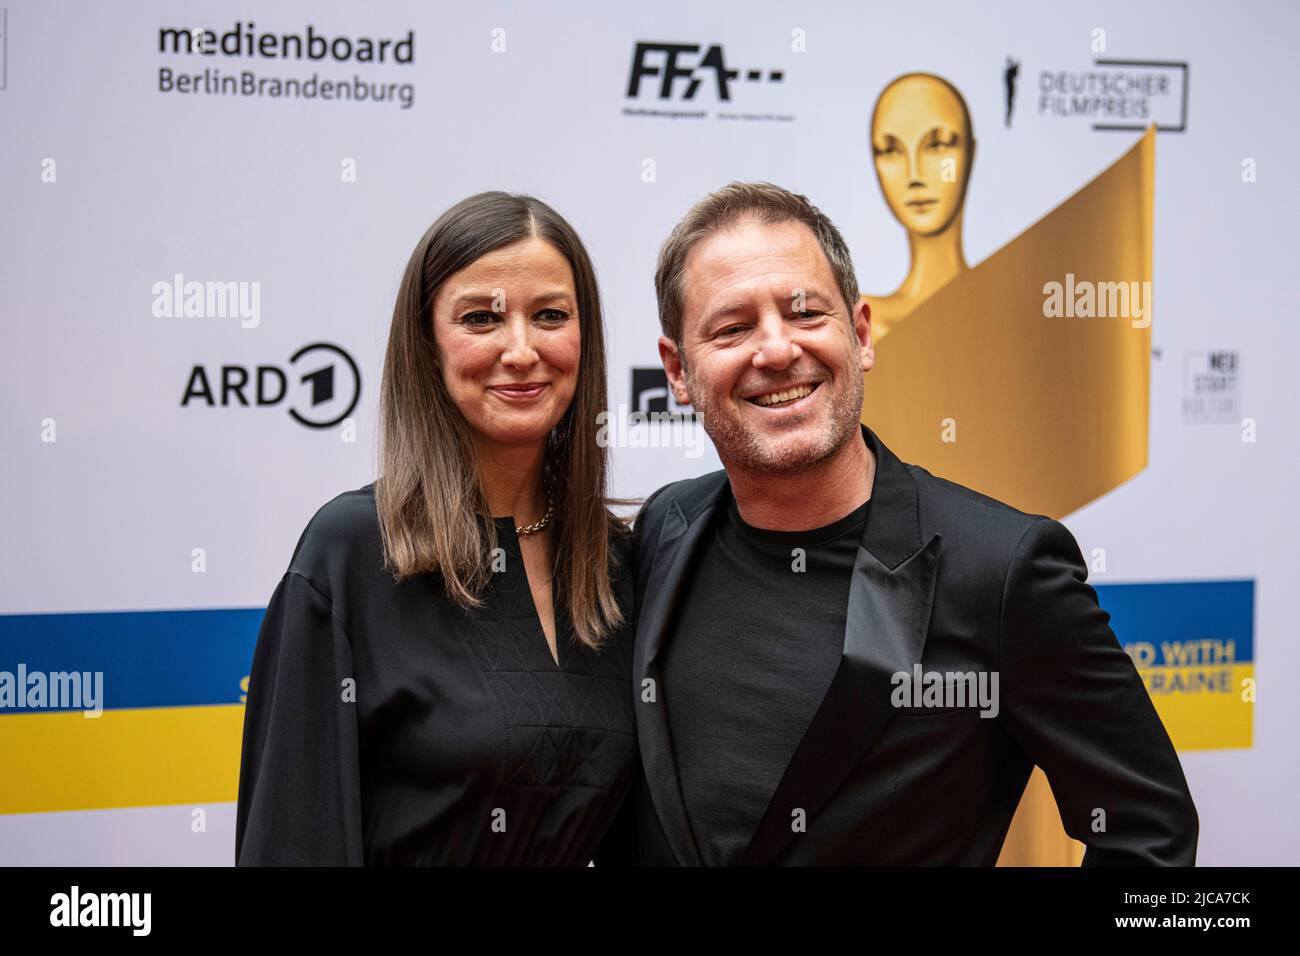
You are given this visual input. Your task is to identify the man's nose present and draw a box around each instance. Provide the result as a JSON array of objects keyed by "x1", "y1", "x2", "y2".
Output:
[{"x1": 752, "y1": 313, "x2": 801, "y2": 370}]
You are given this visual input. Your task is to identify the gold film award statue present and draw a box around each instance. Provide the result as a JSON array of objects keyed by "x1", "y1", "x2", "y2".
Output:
[
  {"x1": 862, "y1": 72, "x2": 1153, "y2": 521},
  {"x1": 867, "y1": 73, "x2": 975, "y2": 341},
  {"x1": 861, "y1": 73, "x2": 1158, "y2": 866}
]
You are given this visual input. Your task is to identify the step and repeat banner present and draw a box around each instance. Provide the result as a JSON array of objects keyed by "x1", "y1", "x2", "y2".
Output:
[{"x1": 1, "y1": 0, "x2": 1296, "y2": 865}]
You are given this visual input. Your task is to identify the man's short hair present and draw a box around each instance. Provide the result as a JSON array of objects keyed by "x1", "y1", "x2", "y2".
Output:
[{"x1": 654, "y1": 181, "x2": 861, "y2": 347}]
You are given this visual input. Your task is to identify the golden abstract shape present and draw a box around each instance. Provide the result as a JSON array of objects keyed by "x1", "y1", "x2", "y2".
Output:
[
  {"x1": 862, "y1": 127, "x2": 1155, "y2": 519},
  {"x1": 995, "y1": 769, "x2": 1086, "y2": 866}
]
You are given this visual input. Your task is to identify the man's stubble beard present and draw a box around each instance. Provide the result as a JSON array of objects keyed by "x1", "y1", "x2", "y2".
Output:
[{"x1": 683, "y1": 357, "x2": 865, "y2": 476}]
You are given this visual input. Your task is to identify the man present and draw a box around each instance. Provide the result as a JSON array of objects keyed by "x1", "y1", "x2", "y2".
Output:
[{"x1": 625, "y1": 181, "x2": 1197, "y2": 865}]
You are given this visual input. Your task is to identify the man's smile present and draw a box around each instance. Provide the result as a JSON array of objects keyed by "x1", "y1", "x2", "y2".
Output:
[{"x1": 743, "y1": 381, "x2": 821, "y2": 409}]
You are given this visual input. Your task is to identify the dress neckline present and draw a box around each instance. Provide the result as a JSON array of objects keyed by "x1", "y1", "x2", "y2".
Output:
[{"x1": 488, "y1": 516, "x2": 562, "y2": 670}]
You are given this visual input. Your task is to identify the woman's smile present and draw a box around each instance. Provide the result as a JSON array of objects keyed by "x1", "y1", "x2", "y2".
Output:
[{"x1": 488, "y1": 381, "x2": 549, "y2": 402}]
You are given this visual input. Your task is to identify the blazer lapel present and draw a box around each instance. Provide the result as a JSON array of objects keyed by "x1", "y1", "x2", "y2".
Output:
[
  {"x1": 740, "y1": 425, "x2": 943, "y2": 865},
  {"x1": 633, "y1": 480, "x2": 728, "y2": 867}
]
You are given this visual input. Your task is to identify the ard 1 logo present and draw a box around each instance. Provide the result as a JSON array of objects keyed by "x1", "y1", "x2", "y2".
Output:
[{"x1": 181, "y1": 341, "x2": 361, "y2": 429}]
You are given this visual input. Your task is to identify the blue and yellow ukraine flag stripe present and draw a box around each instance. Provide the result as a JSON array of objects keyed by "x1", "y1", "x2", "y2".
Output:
[
  {"x1": 0, "y1": 609, "x2": 260, "y2": 814},
  {"x1": 0, "y1": 580, "x2": 1254, "y2": 814}
]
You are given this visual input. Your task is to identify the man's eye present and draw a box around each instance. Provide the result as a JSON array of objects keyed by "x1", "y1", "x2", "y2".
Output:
[
  {"x1": 795, "y1": 310, "x2": 823, "y2": 320},
  {"x1": 717, "y1": 324, "x2": 747, "y2": 337}
]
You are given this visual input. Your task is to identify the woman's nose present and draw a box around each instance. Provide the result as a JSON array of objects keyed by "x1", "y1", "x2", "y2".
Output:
[{"x1": 500, "y1": 316, "x2": 539, "y2": 369}]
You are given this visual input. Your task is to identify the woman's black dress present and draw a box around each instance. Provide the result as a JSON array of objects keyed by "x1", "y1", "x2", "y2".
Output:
[{"x1": 235, "y1": 483, "x2": 637, "y2": 865}]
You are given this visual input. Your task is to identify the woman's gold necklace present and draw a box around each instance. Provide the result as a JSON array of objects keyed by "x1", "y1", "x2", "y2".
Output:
[{"x1": 515, "y1": 495, "x2": 554, "y2": 536}]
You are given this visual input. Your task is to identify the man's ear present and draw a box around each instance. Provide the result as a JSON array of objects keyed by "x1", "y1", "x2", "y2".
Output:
[
  {"x1": 658, "y1": 335, "x2": 693, "y2": 406},
  {"x1": 854, "y1": 297, "x2": 874, "y2": 373}
]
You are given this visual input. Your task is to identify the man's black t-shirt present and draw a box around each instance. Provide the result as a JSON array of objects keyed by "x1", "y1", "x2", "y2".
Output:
[{"x1": 660, "y1": 495, "x2": 870, "y2": 866}]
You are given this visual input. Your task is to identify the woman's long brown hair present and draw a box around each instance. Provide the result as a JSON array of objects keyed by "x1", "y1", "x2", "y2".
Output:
[{"x1": 376, "y1": 191, "x2": 629, "y2": 649}]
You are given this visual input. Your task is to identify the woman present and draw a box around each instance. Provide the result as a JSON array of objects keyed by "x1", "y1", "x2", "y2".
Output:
[{"x1": 235, "y1": 192, "x2": 637, "y2": 865}]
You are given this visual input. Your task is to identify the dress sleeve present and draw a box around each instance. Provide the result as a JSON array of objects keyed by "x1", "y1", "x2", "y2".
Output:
[{"x1": 235, "y1": 571, "x2": 365, "y2": 865}]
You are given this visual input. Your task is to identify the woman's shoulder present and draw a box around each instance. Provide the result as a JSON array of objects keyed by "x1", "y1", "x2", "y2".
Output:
[
  {"x1": 285, "y1": 482, "x2": 383, "y2": 586},
  {"x1": 303, "y1": 482, "x2": 379, "y2": 538}
]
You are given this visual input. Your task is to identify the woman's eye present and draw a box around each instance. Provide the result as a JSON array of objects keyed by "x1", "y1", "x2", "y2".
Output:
[
  {"x1": 461, "y1": 311, "x2": 497, "y2": 327},
  {"x1": 537, "y1": 309, "x2": 570, "y2": 323}
]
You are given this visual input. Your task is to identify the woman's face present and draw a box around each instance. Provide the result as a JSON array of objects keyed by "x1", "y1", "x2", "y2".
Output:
[
  {"x1": 432, "y1": 237, "x2": 582, "y2": 452},
  {"x1": 871, "y1": 75, "x2": 973, "y2": 238}
]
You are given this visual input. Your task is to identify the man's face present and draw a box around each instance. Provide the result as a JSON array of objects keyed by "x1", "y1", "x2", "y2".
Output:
[{"x1": 659, "y1": 217, "x2": 873, "y2": 475}]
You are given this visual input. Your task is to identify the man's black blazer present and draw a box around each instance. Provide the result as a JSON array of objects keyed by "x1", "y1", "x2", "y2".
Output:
[{"x1": 620, "y1": 423, "x2": 1198, "y2": 865}]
